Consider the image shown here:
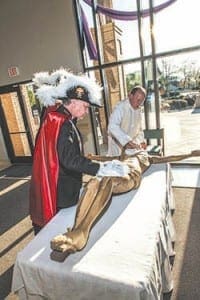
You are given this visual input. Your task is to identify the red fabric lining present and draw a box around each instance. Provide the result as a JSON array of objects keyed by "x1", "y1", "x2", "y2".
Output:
[{"x1": 30, "y1": 107, "x2": 70, "y2": 227}]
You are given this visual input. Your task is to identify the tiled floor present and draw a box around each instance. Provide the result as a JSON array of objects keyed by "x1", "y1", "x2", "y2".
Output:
[{"x1": 0, "y1": 160, "x2": 11, "y2": 171}]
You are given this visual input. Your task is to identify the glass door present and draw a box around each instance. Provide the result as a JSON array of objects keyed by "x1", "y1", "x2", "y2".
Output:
[{"x1": 0, "y1": 83, "x2": 39, "y2": 163}]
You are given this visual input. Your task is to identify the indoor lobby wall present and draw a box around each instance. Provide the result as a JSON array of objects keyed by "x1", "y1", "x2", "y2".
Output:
[
  {"x1": 0, "y1": 0, "x2": 83, "y2": 86},
  {"x1": 0, "y1": 0, "x2": 97, "y2": 161}
]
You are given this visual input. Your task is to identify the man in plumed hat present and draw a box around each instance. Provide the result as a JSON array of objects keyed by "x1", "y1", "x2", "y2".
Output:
[{"x1": 30, "y1": 68, "x2": 129, "y2": 234}]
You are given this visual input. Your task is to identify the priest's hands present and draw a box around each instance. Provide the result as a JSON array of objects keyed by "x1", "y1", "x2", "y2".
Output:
[{"x1": 125, "y1": 141, "x2": 147, "y2": 150}]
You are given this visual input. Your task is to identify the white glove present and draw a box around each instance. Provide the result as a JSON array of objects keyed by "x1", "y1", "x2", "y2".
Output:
[{"x1": 97, "y1": 160, "x2": 130, "y2": 177}]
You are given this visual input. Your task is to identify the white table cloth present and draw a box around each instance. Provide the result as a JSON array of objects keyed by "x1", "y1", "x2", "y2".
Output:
[{"x1": 12, "y1": 163, "x2": 175, "y2": 300}]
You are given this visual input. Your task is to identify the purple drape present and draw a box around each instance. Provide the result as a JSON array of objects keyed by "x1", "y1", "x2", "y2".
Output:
[
  {"x1": 81, "y1": 7, "x2": 97, "y2": 60},
  {"x1": 81, "y1": 0, "x2": 177, "y2": 59},
  {"x1": 83, "y1": 0, "x2": 177, "y2": 20}
]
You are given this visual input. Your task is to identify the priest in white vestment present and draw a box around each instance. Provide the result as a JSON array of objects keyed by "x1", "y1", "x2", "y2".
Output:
[{"x1": 107, "y1": 86, "x2": 147, "y2": 156}]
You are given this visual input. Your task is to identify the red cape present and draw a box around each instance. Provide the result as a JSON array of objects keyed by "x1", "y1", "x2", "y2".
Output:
[{"x1": 29, "y1": 107, "x2": 70, "y2": 227}]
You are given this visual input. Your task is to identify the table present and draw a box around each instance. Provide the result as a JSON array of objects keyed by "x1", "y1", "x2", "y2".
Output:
[{"x1": 12, "y1": 163, "x2": 175, "y2": 300}]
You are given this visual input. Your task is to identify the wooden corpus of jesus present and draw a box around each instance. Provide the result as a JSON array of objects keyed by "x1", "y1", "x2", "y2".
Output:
[{"x1": 50, "y1": 150, "x2": 200, "y2": 262}]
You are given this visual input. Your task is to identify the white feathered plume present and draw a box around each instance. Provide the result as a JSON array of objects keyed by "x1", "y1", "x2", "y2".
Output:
[{"x1": 33, "y1": 68, "x2": 103, "y2": 107}]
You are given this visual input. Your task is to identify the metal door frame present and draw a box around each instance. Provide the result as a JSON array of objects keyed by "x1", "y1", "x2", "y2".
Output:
[{"x1": 0, "y1": 81, "x2": 34, "y2": 163}]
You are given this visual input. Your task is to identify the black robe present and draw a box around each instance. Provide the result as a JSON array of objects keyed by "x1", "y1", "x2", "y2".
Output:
[{"x1": 29, "y1": 105, "x2": 99, "y2": 227}]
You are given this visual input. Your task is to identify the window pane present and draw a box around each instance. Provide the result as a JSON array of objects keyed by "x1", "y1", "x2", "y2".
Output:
[
  {"x1": 112, "y1": 1, "x2": 140, "y2": 60},
  {"x1": 81, "y1": 0, "x2": 141, "y2": 64},
  {"x1": 0, "y1": 92, "x2": 32, "y2": 157},
  {"x1": 154, "y1": 0, "x2": 200, "y2": 52},
  {"x1": 158, "y1": 51, "x2": 200, "y2": 162}
]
